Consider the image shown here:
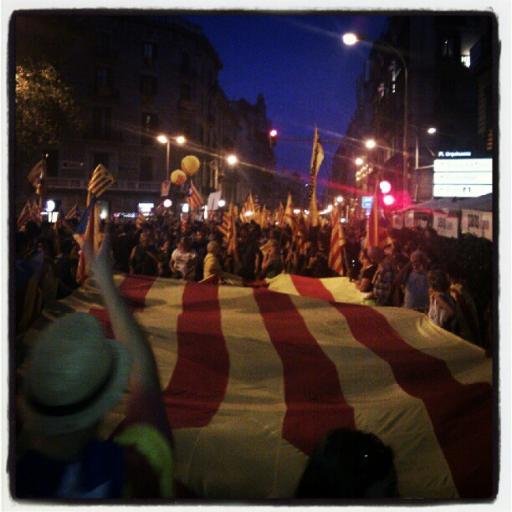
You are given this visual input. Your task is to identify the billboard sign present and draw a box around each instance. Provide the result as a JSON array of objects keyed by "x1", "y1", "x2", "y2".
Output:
[{"x1": 433, "y1": 157, "x2": 492, "y2": 197}]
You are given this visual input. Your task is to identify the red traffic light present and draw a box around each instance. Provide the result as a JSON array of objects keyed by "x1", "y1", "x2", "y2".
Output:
[
  {"x1": 383, "y1": 194, "x2": 396, "y2": 206},
  {"x1": 379, "y1": 180, "x2": 392, "y2": 194}
]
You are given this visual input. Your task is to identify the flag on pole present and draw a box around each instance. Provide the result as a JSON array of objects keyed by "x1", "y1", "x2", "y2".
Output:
[
  {"x1": 240, "y1": 193, "x2": 256, "y2": 222},
  {"x1": 308, "y1": 128, "x2": 324, "y2": 227},
  {"x1": 365, "y1": 185, "x2": 380, "y2": 249},
  {"x1": 27, "y1": 159, "x2": 46, "y2": 196},
  {"x1": 64, "y1": 203, "x2": 80, "y2": 221},
  {"x1": 34, "y1": 273, "x2": 492, "y2": 499},
  {"x1": 16, "y1": 201, "x2": 33, "y2": 230},
  {"x1": 187, "y1": 181, "x2": 204, "y2": 210},
  {"x1": 283, "y1": 193, "x2": 294, "y2": 228},
  {"x1": 328, "y1": 204, "x2": 345, "y2": 275},
  {"x1": 88, "y1": 164, "x2": 115, "y2": 198},
  {"x1": 73, "y1": 197, "x2": 97, "y2": 284}
]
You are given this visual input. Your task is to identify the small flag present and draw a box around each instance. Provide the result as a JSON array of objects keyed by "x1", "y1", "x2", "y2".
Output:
[
  {"x1": 16, "y1": 201, "x2": 32, "y2": 230},
  {"x1": 187, "y1": 181, "x2": 204, "y2": 210},
  {"x1": 283, "y1": 193, "x2": 294, "y2": 228},
  {"x1": 328, "y1": 204, "x2": 345, "y2": 275},
  {"x1": 365, "y1": 185, "x2": 380, "y2": 249},
  {"x1": 161, "y1": 180, "x2": 171, "y2": 197},
  {"x1": 88, "y1": 164, "x2": 115, "y2": 198},
  {"x1": 64, "y1": 203, "x2": 80, "y2": 221},
  {"x1": 240, "y1": 193, "x2": 256, "y2": 222},
  {"x1": 309, "y1": 128, "x2": 324, "y2": 178},
  {"x1": 74, "y1": 197, "x2": 97, "y2": 284},
  {"x1": 27, "y1": 160, "x2": 46, "y2": 195}
]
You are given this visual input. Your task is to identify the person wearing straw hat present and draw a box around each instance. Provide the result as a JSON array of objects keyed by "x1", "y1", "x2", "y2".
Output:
[{"x1": 15, "y1": 230, "x2": 173, "y2": 500}]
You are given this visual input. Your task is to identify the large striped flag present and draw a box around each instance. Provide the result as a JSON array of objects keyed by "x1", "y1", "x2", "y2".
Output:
[
  {"x1": 25, "y1": 274, "x2": 493, "y2": 500},
  {"x1": 88, "y1": 164, "x2": 115, "y2": 198},
  {"x1": 328, "y1": 204, "x2": 345, "y2": 275},
  {"x1": 187, "y1": 181, "x2": 204, "y2": 210}
]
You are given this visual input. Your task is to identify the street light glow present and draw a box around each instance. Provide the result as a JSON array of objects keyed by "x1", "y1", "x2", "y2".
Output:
[
  {"x1": 355, "y1": 157, "x2": 364, "y2": 166},
  {"x1": 175, "y1": 135, "x2": 186, "y2": 145},
  {"x1": 163, "y1": 199, "x2": 172, "y2": 208},
  {"x1": 156, "y1": 134, "x2": 169, "y2": 144},
  {"x1": 342, "y1": 32, "x2": 359, "y2": 46},
  {"x1": 46, "y1": 199, "x2": 56, "y2": 212},
  {"x1": 427, "y1": 127, "x2": 437, "y2": 135},
  {"x1": 226, "y1": 154, "x2": 239, "y2": 166},
  {"x1": 365, "y1": 139, "x2": 377, "y2": 149}
]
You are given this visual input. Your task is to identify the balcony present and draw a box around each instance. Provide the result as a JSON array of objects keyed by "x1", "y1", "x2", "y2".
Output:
[{"x1": 46, "y1": 177, "x2": 161, "y2": 194}]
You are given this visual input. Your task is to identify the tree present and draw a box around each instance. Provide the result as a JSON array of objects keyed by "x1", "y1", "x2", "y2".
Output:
[{"x1": 15, "y1": 62, "x2": 83, "y2": 164}]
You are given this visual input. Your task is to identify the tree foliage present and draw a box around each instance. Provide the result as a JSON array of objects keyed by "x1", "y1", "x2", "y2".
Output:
[{"x1": 15, "y1": 62, "x2": 83, "y2": 161}]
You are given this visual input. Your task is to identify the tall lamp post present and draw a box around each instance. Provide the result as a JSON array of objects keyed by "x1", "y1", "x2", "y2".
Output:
[{"x1": 343, "y1": 32, "x2": 409, "y2": 199}]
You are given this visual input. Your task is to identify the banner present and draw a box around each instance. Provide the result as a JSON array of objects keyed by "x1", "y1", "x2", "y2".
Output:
[
  {"x1": 461, "y1": 209, "x2": 492, "y2": 241},
  {"x1": 207, "y1": 190, "x2": 222, "y2": 211},
  {"x1": 432, "y1": 210, "x2": 459, "y2": 239},
  {"x1": 26, "y1": 274, "x2": 493, "y2": 500}
]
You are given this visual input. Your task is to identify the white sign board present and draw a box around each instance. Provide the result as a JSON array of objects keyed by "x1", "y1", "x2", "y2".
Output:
[
  {"x1": 461, "y1": 209, "x2": 493, "y2": 241},
  {"x1": 432, "y1": 210, "x2": 459, "y2": 238},
  {"x1": 433, "y1": 158, "x2": 492, "y2": 197}
]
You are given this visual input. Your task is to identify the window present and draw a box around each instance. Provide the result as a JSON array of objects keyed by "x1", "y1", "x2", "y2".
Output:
[
  {"x1": 95, "y1": 67, "x2": 111, "y2": 93},
  {"x1": 92, "y1": 107, "x2": 111, "y2": 139},
  {"x1": 461, "y1": 54, "x2": 471, "y2": 68},
  {"x1": 93, "y1": 152, "x2": 110, "y2": 169},
  {"x1": 181, "y1": 52, "x2": 191, "y2": 73},
  {"x1": 143, "y1": 42, "x2": 156, "y2": 66},
  {"x1": 180, "y1": 83, "x2": 192, "y2": 101},
  {"x1": 141, "y1": 113, "x2": 158, "y2": 145},
  {"x1": 140, "y1": 75, "x2": 158, "y2": 97},
  {"x1": 42, "y1": 150, "x2": 59, "y2": 177},
  {"x1": 140, "y1": 156, "x2": 153, "y2": 181},
  {"x1": 96, "y1": 32, "x2": 111, "y2": 55},
  {"x1": 441, "y1": 37, "x2": 456, "y2": 58}
]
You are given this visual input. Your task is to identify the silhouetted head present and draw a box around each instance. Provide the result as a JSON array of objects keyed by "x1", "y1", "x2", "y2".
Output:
[{"x1": 296, "y1": 428, "x2": 398, "y2": 500}]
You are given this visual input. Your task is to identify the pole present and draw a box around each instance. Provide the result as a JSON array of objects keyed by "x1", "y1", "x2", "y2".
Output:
[
  {"x1": 402, "y1": 64, "x2": 408, "y2": 200},
  {"x1": 165, "y1": 141, "x2": 170, "y2": 181}
]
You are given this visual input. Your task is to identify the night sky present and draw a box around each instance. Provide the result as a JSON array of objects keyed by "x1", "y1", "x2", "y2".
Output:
[{"x1": 185, "y1": 13, "x2": 389, "y2": 184}]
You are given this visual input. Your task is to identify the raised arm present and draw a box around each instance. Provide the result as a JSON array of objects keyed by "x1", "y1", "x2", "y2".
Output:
[{"x1": 84, "y1": 231, "x2": 170, "y2": 438}]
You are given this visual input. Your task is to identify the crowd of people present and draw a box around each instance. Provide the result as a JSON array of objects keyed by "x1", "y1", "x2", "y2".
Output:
[{"x1": 15, "y1": 210, "x2": 490, "y2": 352}]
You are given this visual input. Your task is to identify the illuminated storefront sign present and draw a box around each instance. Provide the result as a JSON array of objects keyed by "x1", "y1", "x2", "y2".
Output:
[{"x1": 433, "y1": 158, "x2": 492, "y2": 197}]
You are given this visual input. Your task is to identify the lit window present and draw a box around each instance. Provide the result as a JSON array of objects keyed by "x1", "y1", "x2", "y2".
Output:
[
  {"x1": 461, "y1": 54, "x2": 471, "y2": 68},
  {"x1": 143, "y1": 42, "x2": 156, "y2": 65}
]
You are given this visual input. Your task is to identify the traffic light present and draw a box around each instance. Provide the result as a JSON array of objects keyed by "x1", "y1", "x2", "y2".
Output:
[
  {"x1": 269, "y1": 129, "x2": 278, "y2": 148},
  {"x1": 379, "y1": 180, "x2": 396, "y2": 208}
]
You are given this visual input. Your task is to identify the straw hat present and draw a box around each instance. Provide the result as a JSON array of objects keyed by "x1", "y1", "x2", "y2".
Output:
[{"x1": 21, "y1": 313, "x2": 132, "y2": 435}]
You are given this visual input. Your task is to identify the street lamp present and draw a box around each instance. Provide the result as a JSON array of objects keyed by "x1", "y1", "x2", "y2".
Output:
[
  {"x1": 414, "y1": 126, "x2": 437, "y2": 170},
  {"x1": 343, "y1": 33, "x2": 409, "y2": 197},
  {"x1": 226, "y1": 154, "x2": 238, "y2": 167},
  {"x1": 365, "y1": 138, "x2": 377, "y2": 150},
  {"x1": 157, "y1": 133, "x2": 187, "y2": 179},
  {"x1": 355, "y1": 157, "x2": 364, "y2": 166}
]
